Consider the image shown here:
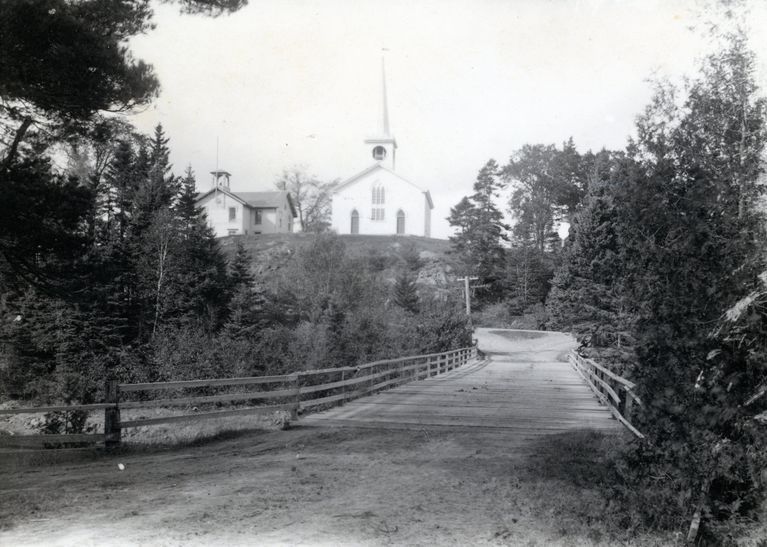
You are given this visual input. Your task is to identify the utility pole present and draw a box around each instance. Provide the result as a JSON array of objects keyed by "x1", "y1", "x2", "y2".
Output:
[{"x1": 457, "y1": 276, "x2": 479, "y2": 315}]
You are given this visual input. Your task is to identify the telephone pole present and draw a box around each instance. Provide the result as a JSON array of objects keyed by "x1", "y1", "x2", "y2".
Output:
[{"x1": 457, "y1": 276, "x2": 479, "y2": 315}]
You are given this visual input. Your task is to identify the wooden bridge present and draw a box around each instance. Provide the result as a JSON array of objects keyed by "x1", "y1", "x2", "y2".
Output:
[
  {"x1": 0, "y1": 328, "x2": 640, "y2": 450},
  {"x1": 303, "y1": 328, "x2": 624, "y2": 438},
  {"x1": 0, "y1": 328, "x2": 645, "y2": 546}
]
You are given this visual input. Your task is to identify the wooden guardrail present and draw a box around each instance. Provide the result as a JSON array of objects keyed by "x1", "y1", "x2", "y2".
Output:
[
  {"x1": 568, "y1": 350, "x2": 644, "y2": 438},
  {"x1": 0, "y1": 345, "x2": 478, "y2": 449}
]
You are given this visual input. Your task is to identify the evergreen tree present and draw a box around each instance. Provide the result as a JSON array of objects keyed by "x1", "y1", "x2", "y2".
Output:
[
  {"x1": 620, "y1": 35, "x2": 767, "y2": 533},
  {"x1": 167, "y1": 166, "x2": 229, "y2": 333},
  {"x1": 229, "y1": 239, "x2": 255, "y2": 290},
  {"x1": 546, "y1": 32, "x2": 767, "y2": 534},
  {"x1": 447, "y1": 159, "x2": 509, "y2": 300},
  {"x1": 224, "y1": 240, "x2": 267, "y2": 339},
  {"x1": 546, "y1": 173, "x2": 635, "y2": 369},
  {"x1": 392, "y1": 271, "x2": 419, "y2": 313}
]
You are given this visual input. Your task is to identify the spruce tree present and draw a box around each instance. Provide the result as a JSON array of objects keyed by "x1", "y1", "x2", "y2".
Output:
[
  {"x1": 447, "y1": 159, "x2": 508, "y2": 300},
  {"x1": 392, "y1": 271, "x2": 419, "y2": 313},
  {"x1": 167, "y1": 166, "x2": 229, "y2": 333}
]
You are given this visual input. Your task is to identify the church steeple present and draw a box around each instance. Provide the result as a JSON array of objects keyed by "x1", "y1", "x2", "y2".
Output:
[
  {"x1": 365, "y1": 55, "x2": 397, "y2": 170},
  {"x1": 381, "y1": 57, "x2": 390, "y2": 137}
]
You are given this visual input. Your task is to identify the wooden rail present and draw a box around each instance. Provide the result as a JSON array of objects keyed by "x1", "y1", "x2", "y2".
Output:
[
  {"x1": 568, "y1": 351, "x2": 644, "y2": 438},
  {"x1": 0, "y1": 345, "x2": 478, "y2": 449}
]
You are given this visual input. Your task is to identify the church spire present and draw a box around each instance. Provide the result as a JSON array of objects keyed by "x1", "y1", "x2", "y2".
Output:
[
  {"x1": 365, "y1": 51, "x2": 397, "y2": 170},
  {"x1": 381, "y1": 56, "x2": 390, "y2": 137}
]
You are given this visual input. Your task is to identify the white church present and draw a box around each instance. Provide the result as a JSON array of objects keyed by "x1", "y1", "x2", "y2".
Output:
[{"x1": 330, "y1": 62, "x2": 434, "y2": 237}]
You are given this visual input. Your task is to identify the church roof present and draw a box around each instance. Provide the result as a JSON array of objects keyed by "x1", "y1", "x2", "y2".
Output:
[
  {"x1": 332, "y1": 163, "x2": 433, "y2": 209},
  {"x1": 196, "y1": 188, "x2": 297, "y2": 217}
]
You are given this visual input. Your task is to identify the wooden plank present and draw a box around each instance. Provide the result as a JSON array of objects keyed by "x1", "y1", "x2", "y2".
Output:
[
  {"x1": 308, "y1": 349, "x2": 463, "y2": 374},
  {"x1": 299, "y1": 374, "x2": 373, "y2": 394},
  {"x1": 0, "y1": 403, "x2": 115, "y2": 415},
  {"x1": 362, "y1": 376, "x2": 403, "y2": 395},
  {"x1": 0, "y1": 434, "x2": 105, "y2": 447},
  {"x1": 299, "y1": 392, "x2": 350, "y2": 409},
  {"x1": 569, "y1": 356, "x2": 611, "y2": 408},
  {"x1": 569, "y1": 354, "x2": 644, "y2": 438},
  {"x1": 119, "y1": 404, "x2": 294, "y2": 428},
  {"x1": 571, "y1": 351, "x2": 636, "y2": 389},
  {"x1": 117, "y1": 346, "x2": 473, "y2": 394},
  {"x1": 119, "y1": 388, "x2": 296, "y2": 409},
  {"x1": 119, "y1": 374, "x2": 291, "y2": 392},
  {"x1": 298, "y1": 364, "x2": 423, "y2": 395},
  {"x1": 582, "y1": 366, "x2": 621, "y2": 405}
]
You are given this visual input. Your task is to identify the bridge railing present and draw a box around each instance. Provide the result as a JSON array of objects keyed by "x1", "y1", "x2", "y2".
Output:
[
  {"x1": 568, "y1": 351, "x2": 644, "y2": 438},
  {"x1": 0, "y1": 345, "x2": 478, "y2": 450}
]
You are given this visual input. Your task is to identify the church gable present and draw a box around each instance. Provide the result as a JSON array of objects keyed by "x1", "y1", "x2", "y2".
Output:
[{"x1": 331, "y1": 166, "x2": 430, "y2": 236}]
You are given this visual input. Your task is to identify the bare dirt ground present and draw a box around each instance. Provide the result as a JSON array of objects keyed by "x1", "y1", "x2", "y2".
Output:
[{"x1": 0, "y1": 330, "x2": 678, "y2": 546}]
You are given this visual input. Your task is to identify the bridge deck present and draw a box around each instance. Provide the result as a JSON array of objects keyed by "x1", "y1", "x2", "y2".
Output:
[{"x1": 302, "y1": 329, "x2": 618, "y2": 436}]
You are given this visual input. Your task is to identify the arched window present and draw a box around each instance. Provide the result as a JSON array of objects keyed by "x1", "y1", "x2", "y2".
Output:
[
  {"x1": 350, "y1": 209, "x2": 359, "y2": 234},
  {"x1": 396, "y1": 210, "x2": 405, "y2": 234}
]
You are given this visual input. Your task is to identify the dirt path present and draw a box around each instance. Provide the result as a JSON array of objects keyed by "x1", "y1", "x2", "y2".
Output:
[{"x1": 0, "y1": 330, "x2": 639, "y2": 546}]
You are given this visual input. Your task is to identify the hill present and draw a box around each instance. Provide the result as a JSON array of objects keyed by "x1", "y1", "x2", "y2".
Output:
[{"x1": 218, "y1": 234, "x2": 464, "y2": 291}]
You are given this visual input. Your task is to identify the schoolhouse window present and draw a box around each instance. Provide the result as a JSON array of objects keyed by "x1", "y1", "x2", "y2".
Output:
[
  {"x1": 229, "y1": 207, "x2": 236, "y2": 221},
  {"x1": 351, "y1": 209, "x2": 360, "y2": 234}
]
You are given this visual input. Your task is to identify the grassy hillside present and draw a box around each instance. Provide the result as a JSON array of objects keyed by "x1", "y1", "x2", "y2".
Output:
[{"x1": 219, "y1": 234, "x2": 464, "y2": 289}]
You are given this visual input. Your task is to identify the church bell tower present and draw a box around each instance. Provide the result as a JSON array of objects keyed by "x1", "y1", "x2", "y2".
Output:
[{"x1": 365, "y1": 57, "x2": 397, "y2": 171}]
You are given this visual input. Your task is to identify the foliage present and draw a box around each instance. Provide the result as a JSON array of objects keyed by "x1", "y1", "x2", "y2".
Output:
[
  {"x1": 548, "y1": 31, "x2": 767, "y2": 539},
  {"x1": 546, "y1": 171, "x2": 637, "y2": 371},
  {"x1": 447, "y1": 159, "x2": 509, "y2": 301},
  {"x1": 0, "y1": 157, "x2": 92, "y2": 290},
  {"x1": 275, "y1": 165, "x2": 335, "y2": 233},
  {"x1": 0, "y1": 0, "x2": 158, "y2": 165},
  {"x1": 503, "y1": 140, "x2": 582, "y2": 253},
  {"x1": 392, "y1": 271, "x2": 419, "y2": 313},
  {"x1": 398, "y1": 241, "x2": 424, "y2": 272},
  {"x1": 0, "y1": 0, "x2": 246, "y2": 167}
]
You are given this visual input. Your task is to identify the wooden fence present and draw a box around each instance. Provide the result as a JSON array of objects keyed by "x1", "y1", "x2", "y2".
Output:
[
  {"x1": 568, "y1": 351, "x2": 644, "y2": 438},
  {"x1": 0, "y1": 345, "x2": 478, "y2": 449}
]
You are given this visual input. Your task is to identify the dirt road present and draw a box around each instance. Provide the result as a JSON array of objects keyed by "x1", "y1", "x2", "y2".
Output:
[{"x1": 0, "y1": 330, "x2": 633, "y2": 546}]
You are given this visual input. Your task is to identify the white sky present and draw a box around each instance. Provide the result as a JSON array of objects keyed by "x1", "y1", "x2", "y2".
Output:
[{"x1": 128, "y1": 0, "x2": 767, "y2": 239}]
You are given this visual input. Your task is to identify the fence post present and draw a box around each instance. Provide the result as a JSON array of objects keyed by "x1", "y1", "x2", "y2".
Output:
[
  {"x1": 290, "y1": 373, "x2": 300, "y2": 421},
  {"x1": 104, "y1": 378, "x2": 121, "y2": 449}
]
